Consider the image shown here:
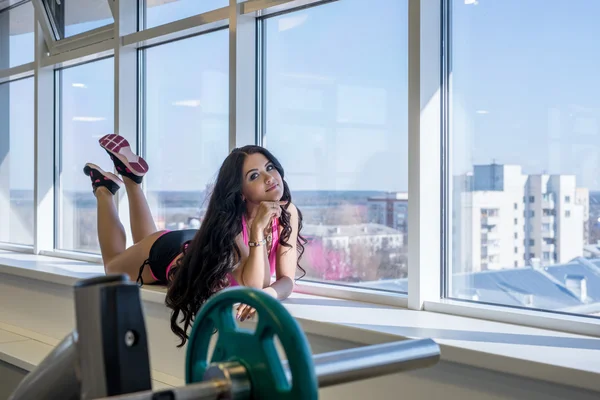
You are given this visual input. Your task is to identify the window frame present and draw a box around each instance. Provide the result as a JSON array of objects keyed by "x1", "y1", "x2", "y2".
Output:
[
  {"x1": 255, "y1": 0, "x2": 415, "y2": 303},
  {"x1": 31, "y1": 0, "x2": 115, "y2": 56},
  {"x1": 0, "y1": 2, "x2": 36, "y2": 249},
  {"x1": 437, "y1": 0, "x2": 600, "y2": 336},
  {"x1": 0, "y1": 0, "x2": 599, "y2": 338}
]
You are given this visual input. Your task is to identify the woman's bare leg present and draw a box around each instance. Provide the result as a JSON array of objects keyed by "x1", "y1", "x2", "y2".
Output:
[
  {"x1": 105, "y1": 230, "x2": 165, "y2": 284},
  {"x1": 123, "y1": 177, "x2": 158, "y2": 244},
  {"x1": 95, "y1": 187, "x2": 126, "y2": 265}
]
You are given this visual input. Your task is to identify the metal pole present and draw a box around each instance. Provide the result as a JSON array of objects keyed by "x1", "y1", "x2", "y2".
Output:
[
  {"x1": 287, "y1": 338, "x2": 440, "y2": 388},
  {"x1": 95, "y1": 379, "x2": 234, "y2": 400},
  {"x1": 94, "y1": 339, "x2": 439, "y2": 400},
  {"x1": 95, "y1": 362, "x2": 251, "y2": 400}
]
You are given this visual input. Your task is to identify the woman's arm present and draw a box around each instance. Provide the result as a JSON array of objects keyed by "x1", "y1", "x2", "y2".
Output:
[
  {"x1": 234, "y1": 201, "x2": 284, "y2": 288},
  {"x1": 237, "y1": 204, "x2": 299, "y2": 321},
  {"x1": 264, "y1": 203, "x2": 300, "y2": 300},
  {"x1": 230, "y1": 233, "x2": 268, "y2": 289},
  {"x1": 239, "y1": 230, "x2": 270, "y2": 288}
]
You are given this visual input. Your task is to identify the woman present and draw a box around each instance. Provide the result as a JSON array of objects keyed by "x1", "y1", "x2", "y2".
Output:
[{"x1": 84, "y1": 134, "x2": 306, "y2": 347}]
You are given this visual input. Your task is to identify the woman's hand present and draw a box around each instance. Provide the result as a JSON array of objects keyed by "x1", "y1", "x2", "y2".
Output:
[
  {"x1": 251, "y1": 201, "x2": 287, "y2": 235},
  {"x1": 236, "y1": 304, "x2": 256, "y2": 322}
]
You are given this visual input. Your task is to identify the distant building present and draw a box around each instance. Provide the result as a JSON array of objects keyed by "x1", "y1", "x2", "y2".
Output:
[
  {"x1": 302, "y1": 223, "x2": 406, "y2": 281},
  {"x1": 303, "y1": 223, "x2": 403, "y2": 254},
  {"x1": 367, "y1": 192, "x2": 408, "y2": 245},
  {"x1": 576, "y1": 187, "x2": 590, "y2": 245},
  {"x1": 453, "y1": 164, "x2": 588, "y2": 273}
]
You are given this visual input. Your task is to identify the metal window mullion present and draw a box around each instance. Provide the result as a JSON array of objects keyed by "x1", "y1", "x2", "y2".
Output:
[
  {"x1": 243, "y1": 0, "x2": 333, "y2": 17},
  {"x1": 33, "y1": 5, "x2": 56, "y2": 253},
  {"x1": 0, "y1": 63, "x2": 35, "y2": 84},
  {"x1": 407, "y1": 0, "x2": 443, "y2": 310},
  {"x1": 441, "y1": 0, "x2": 452, "y2": 298},
  {"x1": 114, "y1": 0, "x2": 138, "y2": 248},
  {"x1": 230, "y1": 0, "x2": 258, "y2": 149},
  {"x1": 30, "y1": 0, "x2": 57, "y2": 53},
  {"x1": 0, "y1": 10, "x2": 9, "y2": 244},
  {"x1": 50, "y1": 23, "x2": 115, "y2": 56},
  {"x1": 122, "y1": 7, "x2": 229, "y2": 49},
  {"x1": 256, "y1": 18, "x2": 266, "y2": 146}
]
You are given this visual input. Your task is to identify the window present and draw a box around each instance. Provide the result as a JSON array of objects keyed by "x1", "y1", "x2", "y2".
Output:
[
  {"x1": 56, "y1": 58, "x2": 114, "y2": 252},
  {"x1": 0, "y1": 1, "x2": 35, "y2": 68},
  {"x1": 514, "y1": 218, "x2": 518, "y2": 225},
  {"x1": 42, "y1": 0, "x2": 113, "y2": 39},
  {"x1": 449, "y1": 0, "x2": 598, "y2": 316},
  {"x1": 143, "y1": 30, "x2": 229, "y2": 231},
  {"x1": 0, "y1": 77, "x2": 34, "y2": 245},
  {"x1": 542, "y1": 223, "x2": 551, "y2": 232},
  {"x1": 514, "y1": 247, "x2": 518, "y2": 254},
  {"x1": 142, "y1": 0, "x2": 228, "y2": 29},
  {"x1": 514, "y1": 232, "x2": 518, "y2": 239},
  {"x1": 513, "y1": 203, "x2": 518, "y2": 210},
  {"x1": 482, "y1": 208, "x2": 498, "y2": 217},
  {"x1": 263, "y1": 0, "x2": 408, "y2": 290},
  {"x1": 530, "y1": 210, "x2": 535, "y2": 217}
]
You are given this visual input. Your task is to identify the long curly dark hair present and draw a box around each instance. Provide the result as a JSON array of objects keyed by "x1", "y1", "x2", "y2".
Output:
[{"x1": 165, "y1": 145, "x2": 307, "y2": 347}]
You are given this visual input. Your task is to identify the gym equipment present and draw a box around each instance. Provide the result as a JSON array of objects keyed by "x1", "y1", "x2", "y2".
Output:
[
  {"x1": 9, "y1": 275, "x2": 441, "y2": 400},
  {"x1": 186, "y1": 287, "x2": 318, "y2": 399}
]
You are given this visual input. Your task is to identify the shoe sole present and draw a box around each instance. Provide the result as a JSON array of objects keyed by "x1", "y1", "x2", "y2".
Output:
[
  {"x1": 99, "y1": 134, "x2": 149, "y2": 177},
  {"x1": 83, "y1": 163, "x2": 124, "y2": 188}
]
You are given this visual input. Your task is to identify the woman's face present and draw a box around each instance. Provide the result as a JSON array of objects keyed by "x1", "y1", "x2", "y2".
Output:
[{"x1": 241, "y1": 152, "x2": 284, "y2": 204}]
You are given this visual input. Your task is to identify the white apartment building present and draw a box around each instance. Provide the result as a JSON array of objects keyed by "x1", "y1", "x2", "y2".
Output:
[
  {"x1": 453, "y1": 164, "x2": 587, "y2": 273},
  {"x1": 576, "y1": 187, "x2": 590, "y2": 245}
]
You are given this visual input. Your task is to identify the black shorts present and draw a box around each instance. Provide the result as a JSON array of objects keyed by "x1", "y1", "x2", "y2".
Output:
[{"x1": 138, "y1": 229, "x2": 197, "y2": 285}]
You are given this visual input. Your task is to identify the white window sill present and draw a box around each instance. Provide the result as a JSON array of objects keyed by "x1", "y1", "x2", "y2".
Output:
[{"x1": 1, "y1": 250, "x2": 600, "y2": 392}]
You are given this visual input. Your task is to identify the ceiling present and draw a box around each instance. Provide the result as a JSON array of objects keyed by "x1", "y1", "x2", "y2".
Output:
[
  {"x1": 3, "y1": 0, "x2": 180, "y2": 36},
  {"x1": 0, "y1": 0, "x2": 26, "y2": 12}
]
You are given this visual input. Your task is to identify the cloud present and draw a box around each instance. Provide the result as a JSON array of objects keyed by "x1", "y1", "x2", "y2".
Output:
[
  {"x1": 172, "y1": 100, "x2": 202, "y2": 107},
  {"x1": 72, "y1": 117, "x2": 106, "y2": 122},
  {"x1": 278, "y1": 14, "x2": 308, "y2": 32}
]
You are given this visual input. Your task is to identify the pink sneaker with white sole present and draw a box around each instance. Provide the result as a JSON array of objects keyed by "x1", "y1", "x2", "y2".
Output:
[
  {"x1": 83, "y1": 163, "x2": 123, "y2": 195},
  {"x1": 99, "y1": 134, "x2": 149, "y2": 184}
]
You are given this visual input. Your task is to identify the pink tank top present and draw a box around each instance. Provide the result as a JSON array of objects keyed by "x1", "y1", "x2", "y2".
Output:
[{"x1": 228, "y1": 217, "x2": 279, "y2": 287}]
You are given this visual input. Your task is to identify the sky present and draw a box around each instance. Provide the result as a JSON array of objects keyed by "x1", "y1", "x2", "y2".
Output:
[{"x1": 2, "y1": 0, "x2": 600, "y2": 193}]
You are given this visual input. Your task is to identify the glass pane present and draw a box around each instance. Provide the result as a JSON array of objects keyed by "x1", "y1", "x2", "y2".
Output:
[
  {"x1": 450, "y1": 0, "x2": 600, "y2": 317},
  {"x1": 0, "y1": 1, "x2": 35, "y2": 69},
  {"x1": 57, "y1": 58, "x2": 114, "y2": 252},
  {"x1": 0, "y1": 77, "x2": 34, "y2": 245},
  {"x1": 144, "y1": 30, "x2": 229, "y2": 230},
  {"x1": 264, "y1": 1, "x2": 409, "y2": 292},
  {"x1": 43, "y1": 0, "x2": 113, "y2": 39},
  {"x1": 144, "y1": 0, "x2": 227, "y2": 30}
]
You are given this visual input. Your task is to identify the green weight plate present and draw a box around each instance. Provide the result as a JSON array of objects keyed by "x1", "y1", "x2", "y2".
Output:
[{"x1": 186, "y1": 287, "x2": 318, "y2": 400}]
